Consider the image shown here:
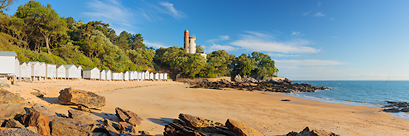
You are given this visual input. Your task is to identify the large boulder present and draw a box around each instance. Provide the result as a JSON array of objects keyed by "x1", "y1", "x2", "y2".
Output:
[
  {"x1": 115, "y1": 107, "x2": 143, "y2": 126},
  {"x1": 16, "y1": 111, "x2": 50, "y2": 135},
  {"x1": 225, "y1": 119, "x2": 263, "y2": 136},
  {"x1": 234, "y1": 75, "x2": 243, "y2": 82},
  {"x1": 58, "y1": 88, "x2": 105, "y2": 110},
  {"x1": 286, "y1": 127, "x2": 340, "y2": 136},
  {"x1": 50, "y1": 118, "x2": 92, "y2": 136},
  {"x1": 0, "y1": 89, "x2": 25, "y2": 104},
  {"x1": 284, "y1": 78, "x2": 293, "y2": 84},
  {"x1": 0, "y1": 128, "x2": 41, "y2": 136},
  {"x1": 0, "y1": 103, "x2": 26, "y2": 119}
]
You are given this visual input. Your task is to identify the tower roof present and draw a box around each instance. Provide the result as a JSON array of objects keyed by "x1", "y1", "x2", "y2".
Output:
[{"x1": 184, "y1": 29, "x2": 189, "y2": 32}]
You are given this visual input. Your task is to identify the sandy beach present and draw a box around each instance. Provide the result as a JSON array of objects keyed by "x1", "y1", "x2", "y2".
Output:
[{"x1": 3, "y1": 79, "x2": 409, "y2": 136}]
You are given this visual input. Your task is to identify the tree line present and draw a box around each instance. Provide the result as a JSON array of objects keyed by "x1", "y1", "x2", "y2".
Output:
[{"x1": 0, "y1": 0, "x2": 278, "y2": 79}]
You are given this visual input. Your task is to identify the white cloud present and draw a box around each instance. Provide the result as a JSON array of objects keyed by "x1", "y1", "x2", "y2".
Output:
[
  {"x1": 302, "y1": 11, "x2": 311, "y2": 16},
  {"x1": 314, "y1": 12, "x2": 326, "y2": 17},
  {"x1": 268, "y1": 53, "x2": 299, "y2": 57},
  {"x1": 207, "y1": 44, "x2": 236, "y2": 51},
  {"x1": 275, "y1": 59, "x2": 342, "y2": 66},
  {"x1": 144, "y1": 40, "x2": 168, "y2": 48},
  {"x1": 159, "y1": 2, "x2": 186, "y2": 19},
  {"x1": 290, "y1": 31, "x2": 303, "y2": 36},
  {"x1": 317, "y1": 2, "x2": 322, "y2": 7},
  {"x1": 230, "y1": 31, "x2": 320, "y2": 54},
  {"x1": 206, "y1": 35, "x2": 230, "y2": 43}
]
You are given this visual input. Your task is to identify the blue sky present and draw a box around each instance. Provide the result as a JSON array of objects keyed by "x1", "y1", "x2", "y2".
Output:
[{"x1": 4, "y1": 0, "x2": 409, "y2": 80}]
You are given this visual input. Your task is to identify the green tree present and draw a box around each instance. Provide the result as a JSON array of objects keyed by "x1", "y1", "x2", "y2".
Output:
[
  {"x1": 235, "y1": 53, "x2": 257, "y2": 77},
  {"x1": 196, "y1": 45, "x2": 204, "y2": 53},
  {"x1": 0, "y1": 0, "x2": 15, "y2": 11},
  {"x1": 207, "y1": 50, "x2": 236, "y2": 76},
  {"x1": 15, "y1": 1, "x2": 67, "y2": 54}
]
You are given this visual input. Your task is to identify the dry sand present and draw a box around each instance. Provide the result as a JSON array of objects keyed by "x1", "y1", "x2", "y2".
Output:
[{"x1": 3, "y1": 79, "x2": 409, "y2": 136}]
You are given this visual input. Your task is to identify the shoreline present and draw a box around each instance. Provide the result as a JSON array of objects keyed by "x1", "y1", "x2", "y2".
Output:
[{"x1": 2, "y1": 79, "x2": 409, "y2": 135}]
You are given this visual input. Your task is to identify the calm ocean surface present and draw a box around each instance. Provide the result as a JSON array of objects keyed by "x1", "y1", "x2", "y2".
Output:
[{"x1": 290, "y1": 81, "x2": 409, "y2": 119}]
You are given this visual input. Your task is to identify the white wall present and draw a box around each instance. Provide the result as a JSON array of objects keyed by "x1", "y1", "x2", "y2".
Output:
[{"x1": 0, "y1": 56, "x2": 15, "y2": 74}]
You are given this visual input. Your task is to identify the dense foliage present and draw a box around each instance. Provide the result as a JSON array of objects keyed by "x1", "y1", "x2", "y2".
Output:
[{"x1": 0, "y1": 0, "x2": 278, "y2": 79}]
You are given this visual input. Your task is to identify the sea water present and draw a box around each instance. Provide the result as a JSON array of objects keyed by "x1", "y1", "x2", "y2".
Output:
[{"x1": 289, "y1": 81, "x2": 409, "y2": 119}]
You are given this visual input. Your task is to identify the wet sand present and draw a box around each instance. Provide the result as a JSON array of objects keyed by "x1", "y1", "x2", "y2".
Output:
[{"x1": 4, "y1": 79, "x2": 409, "y2": 135}]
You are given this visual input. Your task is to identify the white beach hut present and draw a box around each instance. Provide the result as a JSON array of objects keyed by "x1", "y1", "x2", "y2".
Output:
[
  {"x1": 56, "y1": 65, "x2": 66, "y2": 79},
  {"x1": 83, "y1": 67, "x2": 100, "y2": 80},
  {"x1": 163, "y1": 73, "x2": 168, "y2": 81},
  {"x1": 46, "y1": 64, "x2": 56, "y2": 80},
  {"x1": 149, "y1": 73, "x2": 154, "y2": 81},
  {"x1": 76, "y1": 65, "x2": 82, "y2": 79},
  {"x1": 144, "y1": 71, "x2": 150, "y2": 80},
  {"x1": 128, "y1": 71, "x2": 134, "y2": 81},
  {"x1": 137, "y1": 72, "x2": 141, "y2": 81},
  {"x1": 100, "y1": 70, "x2": 106, "y2": 80},
  {"x1": 104, "y1": 70, "x2": 112, "y2": 81},
  {"x1": 30, "y1": 61, "x2": 41, "y2": 81},
  {"x1": 39, "y1": 62, "x2": 46, "y2": 80},
  {"x1": 64, "y1": 64, "x2": 78, "y2": 79},
  {"x1": 131, "y1": 71, "x2": 137, "y2": 81},
  {"x1": 123, "y1": 71, "x2": 129, "y2": 81},
  {"x1": 19, "y1": 62, "x2": 31, "y2": 81},
  {"x1": 0, "y1": 51, "x2": 17, "y2": 76},
  {"x1": 154, "y1": 73, "x2": 159, "y2": 81},
  {"x1": 159, "y1": 73, "x2": 164, "y2": 81},
  {"x1": 112, "y1": 72, "x2": 123, "y2": 81}
]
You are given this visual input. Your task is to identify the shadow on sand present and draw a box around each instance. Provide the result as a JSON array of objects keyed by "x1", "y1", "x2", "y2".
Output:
[
  {"x1": 40, "y1": 97, "x2": 59, "y2": 104},
  {"x1": 147, "y1": 117, "x2": 176, "y2": 126}
]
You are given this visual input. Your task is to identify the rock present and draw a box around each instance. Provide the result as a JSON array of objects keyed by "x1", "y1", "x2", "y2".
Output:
[
  {"x1": 234, "y1": 75, "x2": 243, "y2": 82},
  {"x1": 287, "y1": 127, "x2": 340, "y2": 136},
  {"x1": 0, "y1": 89, "x2": 25, "y2": 104},
  {"x1": 115, "y1": 107, "x2": 143, "y2": 126},
  {"x1": 0, "y1": 119, "x2": 6, "y2": 127},
  {"x1": 58, "y1": 88, "x2": 106, "y2": 110},
  {"x1": 68, "y1": 109, "x2": 97, "y2": 124},
  {"x1": 17, "y1": 111, "x2": 50, "y2": 135},
  {"x1": 27, "y1": 104, "x2": 57, "y2": 118},
  {"x1": 50, "y1": 118, "x2": 92, "y2": 136},
  {"x1": 103, "y1": 118, "x2": 120, "y2": 136},
  {"x1": 164, "y1": 122, "x2": 207, "y2": 136},
  {"x1": 4, "y1": 119, "x2": 25, "y2": 128},
  {"x1": 383, "y1": 108, "x2": 400, "y2": 112},
  {"x1": 26, "y1": 126, "x2": 38, "y2": 133},
  {"x1": 225, "y1": 119, "x2": 263, "y2": 136},
  {"x1": 30, "y1": 92, "x2": 44, "y2": 98},
  {"x1": 401, "y1": 107, "x2": 409, "y2": 112},
  {"x1": 78, "y1": 105, "x2": 92, "y2": 112},
  {"x1": 284, "y1": 78, "x2": 293, "y2": 84},
  {"x1": 179, "y1": 113, "x2": 224, "y2": 128},
  {"x1": 0, "y1": 128, "x2": 41, "y2": 136},
  {"x1": 0, "y1": 103, "x2": 26, "y2": 119},
  {"x1": 0, "y1": 80, "x2": 10, "y2": 88},
  {"x1": 281, "y1": 99, "x2": 291, "y2": 101}
]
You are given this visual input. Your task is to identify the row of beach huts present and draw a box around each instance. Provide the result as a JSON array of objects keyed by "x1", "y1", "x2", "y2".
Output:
[{"x1": 0, "y1": 51, "x2": 167, "y2": 82}]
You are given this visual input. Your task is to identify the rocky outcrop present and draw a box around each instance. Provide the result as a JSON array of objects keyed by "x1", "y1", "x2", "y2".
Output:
[
  {"x1": 4, "y1": 119, "x2": 25, "y2": 128},
  {"x1": 0, "y1": 128, "x2": 41, "y2": 136},
  {"x1": 16, "y1": 111, "x2": 50, "y2": 135},
  {"x1": 382, "y1": 101, "x2": 409, "y2": 113},
  {"x1": 286, "y1": 127, "x2": 340, "y2": 136},
  {"x1": 225, "y1": 119, "x2": 263, "y2": 136},
  {"x1": 192, "y1": 79, "x2": 329, "y2": 93},
  {"x1": 0, "y1": 89, "x2": 25, "y2": 104},
  {"x1": 284, "y1": 78, "x2": 293, "y2": 84},
  {"x1": 0, "y1": 103, "x2": 26, "y2": 119},
  {"x1": 58, "y1": 88, "x2": 106, "y2": 110},
  {"x1": 50, "y1": 118, "x2": 92, "y2": 136},
  {"x1": 68, "y1": 109, "x2": 97, "y2": 125},
  {"x1": 115, "y1": 107, "x2": 143, "y2": 126},
  {"x1": 164, "y1": 113, "x2": 257, "y2": 136}
]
